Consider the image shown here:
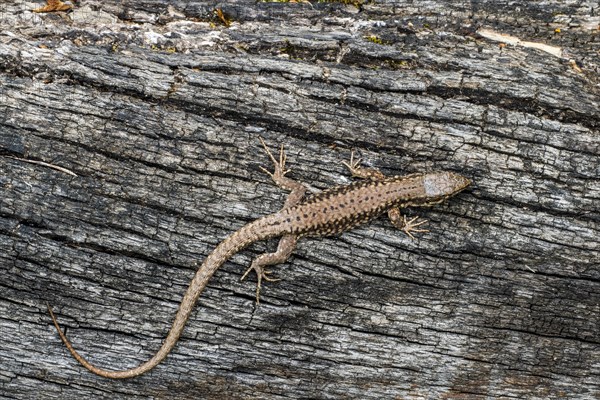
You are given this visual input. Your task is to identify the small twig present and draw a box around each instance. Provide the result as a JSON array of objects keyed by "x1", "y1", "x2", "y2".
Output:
[
  {"x1": 524, "y1": 265, "x2": 536, "y2": 273},
  {"x1": 9, "y1": 156, "x2": 78, "y2": 177}
]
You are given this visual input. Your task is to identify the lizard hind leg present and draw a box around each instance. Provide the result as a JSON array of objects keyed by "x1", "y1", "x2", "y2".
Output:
[
  {"x1": 241, "y1": 234, "x2": 298, "y2": 304},
  {"x1": 258, "y1": 137, "x2": 307, "y2": 208}
]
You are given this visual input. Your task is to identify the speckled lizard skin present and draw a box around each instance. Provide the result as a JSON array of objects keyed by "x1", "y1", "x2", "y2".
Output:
[{"x1": 49, "y1": 138, "x2": 471, "y2": 378}]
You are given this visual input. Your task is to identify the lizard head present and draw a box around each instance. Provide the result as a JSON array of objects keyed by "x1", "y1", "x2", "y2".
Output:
[{"x1": 422, "y1": 171, "x2": 472, "y2": 200}]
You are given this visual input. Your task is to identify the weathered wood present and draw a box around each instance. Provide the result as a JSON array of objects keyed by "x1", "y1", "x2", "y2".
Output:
[{"x1": 1, "y1": 0, "x2": 598, "y2": 398}]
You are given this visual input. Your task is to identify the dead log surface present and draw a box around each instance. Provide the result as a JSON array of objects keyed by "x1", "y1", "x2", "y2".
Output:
[{"x1": 1, "y1": 1, "x2": 599, "y2": 399}]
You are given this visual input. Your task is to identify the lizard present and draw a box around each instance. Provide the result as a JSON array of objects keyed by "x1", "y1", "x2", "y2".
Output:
[
  {"x1": 48, "y1": 137, "x2": 472, "y2": 379},
  {"x1": 32, "y1": 0, "x2": 72, "y2": 13}
]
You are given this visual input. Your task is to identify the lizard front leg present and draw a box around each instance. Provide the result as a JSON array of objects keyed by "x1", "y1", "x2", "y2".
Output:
[
  {"x1": 343, "y1": 150, "x2": 428, "y2": 238},
  {"x1": 342, "y1": 150, "x2": 385, "y2": 181},
  {"x1": 387, "y1": 208, "x2": 429, "y2": 240}
]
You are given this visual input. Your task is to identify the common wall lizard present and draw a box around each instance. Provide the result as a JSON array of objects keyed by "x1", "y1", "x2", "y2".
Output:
[{"x1": 48, "y1": 138, "x2": 471, "y2": 378}]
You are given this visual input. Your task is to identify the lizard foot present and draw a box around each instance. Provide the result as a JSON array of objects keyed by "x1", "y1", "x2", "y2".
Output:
[
  {"x1": 401, "y1": 215, "x2": 429, "y2": 240},
  {"x1": 241, "y1": 264, "x2": 281, "y2": 304},
  {"x1": 342, "y1": 150, "x2": 385, "y2": 181},
  {"x1": 342, "y1": 151, "x2": 362, "y2": 176},
  {"x1": 258, "y1": 137, "x2": 290, "y2": 182}
]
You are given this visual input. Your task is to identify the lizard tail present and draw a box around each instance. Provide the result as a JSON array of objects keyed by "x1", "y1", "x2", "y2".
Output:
[
  {"x1": 48, "y1": 216, "x2": 281, "y2": 379},
  {"x1": 47, "y1": 252, "x2": 219, "y2": 379}
]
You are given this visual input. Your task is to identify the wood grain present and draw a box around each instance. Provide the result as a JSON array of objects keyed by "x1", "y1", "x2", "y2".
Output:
[{"x1": 1, "y1": 0, "x2": 598, "y2": 398}]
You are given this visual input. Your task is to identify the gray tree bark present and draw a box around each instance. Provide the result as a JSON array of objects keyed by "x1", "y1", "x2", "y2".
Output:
[{"x1": 1, "y1": 1, "x2": 598, "y2": 399}]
